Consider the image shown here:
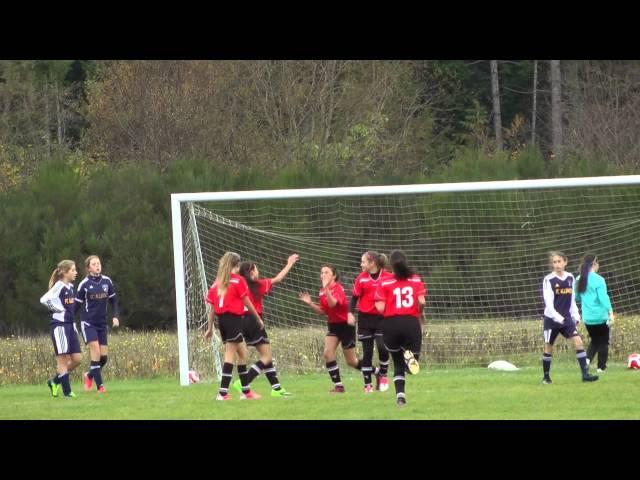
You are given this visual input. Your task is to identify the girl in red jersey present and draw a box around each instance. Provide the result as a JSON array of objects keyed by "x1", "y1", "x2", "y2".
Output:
[
  {"x1": 299, "y1": 264, "x2": 360, "y2": 393},
  {"x1": 205, "y1": 252, "x2": 264, "y2": 401},
  {"x1": 347, "y1": 251, "x2": 392, "y2": 393},
  {"x1": 233, "y1": 253, "x2": 299, "y2": 397},
  {"x1": 374, "y1": 250, "x2": 426, "y2": 407}
]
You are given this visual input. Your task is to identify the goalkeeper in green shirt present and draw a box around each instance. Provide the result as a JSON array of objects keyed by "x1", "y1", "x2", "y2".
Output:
[{"x1": 575, "y1": 254, "x2": 615, "y2": 373}]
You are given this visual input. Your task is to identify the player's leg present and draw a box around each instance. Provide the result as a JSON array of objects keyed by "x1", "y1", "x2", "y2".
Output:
[
  {"x1": 585, "y1": 324, "x2": 598, "y2": 366},
  {"x1": 382, "y1": 318, "x2": 407, "y2": 406},
  {"x1": 216, "y1": 314, "x2": 247, "y2": 400},
  {"x1": 571, "y1": 333, "x2": 598, "y2": 382},
  {"x1": 324, "y1": 334, "x2": 343, "y2": 392},
  {"x1": 597, "y1": 324, "x2": 610, "y2": 372},
  {"x1": 374, "y1": 331, "x2": 390, "y2": 391},
  {"x1": 542, "y1": 319, "x2": 557, "y2": 383},
  {"x1": 357, "y1": 315, "x2": 375, "y2": 390},
  {"x1": 56, "y1": 354, "x2": 74, "y2": 397}
]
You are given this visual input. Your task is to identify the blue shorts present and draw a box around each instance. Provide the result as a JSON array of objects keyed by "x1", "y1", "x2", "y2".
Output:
[
  {"x1": 543, "y1": 316, "x2": 579, "y2": 345},
  {"x1": 50, "y1": 323, "x2": 81, "y2": 355},
  {"x1": 81, "y1": 321, "x2": 108, "y2": 345}
]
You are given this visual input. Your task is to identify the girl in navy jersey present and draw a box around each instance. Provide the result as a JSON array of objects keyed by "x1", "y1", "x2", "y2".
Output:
[
  {"x1": 374, "y1": 250, "x2": 426, "y2": 407},
  {"x1": 347, "y1": 251, "x2": 392, "y2": 393},
  {"x1": 40, "y1": 260, "x2": 81, "y2": 398},
  {"x1": 233, "y1": 253, "x2": 299, "y2": 397},
  {"x1": 299, "y1": 264, "x2": 360, "y2": 393},
  {"x1": 541, "y1": 251, "x2": 598, "y2": 384},
  {"x1": 205, "y1": 252, "x2": 264, "y2": 401},
  {"x1": 75, "y1": 255, "x2": 119, "y2": 393}
]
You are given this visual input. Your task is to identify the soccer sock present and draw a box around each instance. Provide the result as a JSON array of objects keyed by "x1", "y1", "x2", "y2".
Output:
[
  {"x1": 391, "y1": 351, "x2": 406, "y2": 397},
  {"x1": 361, "y1": 338, "x2": 374, "y2": 386},
  {"x1": 542, "y1": 352, "x2": 552, "y2": 378},
  {"x1": 576, "y1": 349, "x2": 589, "y2": 375},
  {"x1": 99, "y1": 355, "x2": 108, "y2": 368},
  {"x1": 238, "y1": 364, "x2": 250, "y2": 393},
  {"x1": 326, "y1": 360, "x2": 342, "y2": 386},
  {"x1": 89, "y1": 360, "x2": 103, "y2": 389},
  {"x1": 263, "y1": 362, "x2": 281, "y2": 390},
  {"x1": 219, "y1": 362, "x2": 233, "y2": 396},
  {"x1": 52, "y1": 373, "x2": 61, "y2": 384},
  {"x1": 246, "y1": 360, "x2": 265, "y2": 384},
  {"x1": 58, "y1": 372, "x2": 71, "y2": 396},
  {"x1": 376, "y1": 335, "x2": 390, "y2": 375}
]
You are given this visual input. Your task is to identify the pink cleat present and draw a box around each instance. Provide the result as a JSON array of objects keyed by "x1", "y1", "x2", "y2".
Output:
[
  {"x1": 364, "y1": 384, "x2": 374, "y2": 394},
  {"x1": 329, "y1": 385, "x2": 345, "y2": 394},
  {"x1": 215, "y1": 393, "x2": 231, "y2": 401},
  {"x1": 83, "y1": 372, "x2": 93, "y2": 392},
  {"x1": 378, "y1": 375, "x2": 389, "y2": 392},
  {"x1": 240, "y1": 391, "x2": 262, "y2": 400},
  {"x1": 97, "y1": 386, "x2": 107, "y2": 394}
]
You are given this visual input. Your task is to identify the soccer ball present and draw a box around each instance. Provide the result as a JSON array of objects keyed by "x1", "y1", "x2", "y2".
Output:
[
  {"x1": 627, "y1": 353, "x2": 640, "y2": 369},
  {"x1": 188, "y1": 370, "x2": 200, "y2": 383}
]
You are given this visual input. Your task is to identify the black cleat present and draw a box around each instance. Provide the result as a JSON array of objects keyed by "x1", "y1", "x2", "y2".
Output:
[
  {"x1": 542, "y1": 377, "x2": 552, "y2": 384},
  {"x1": 582, "y1": 374, "x2": 599, "y2": 382},
  {"x1": 396, "y1": 396, "x2": 407, "y2": 407}
]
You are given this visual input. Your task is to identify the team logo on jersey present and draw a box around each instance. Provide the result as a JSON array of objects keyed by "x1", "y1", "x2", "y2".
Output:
[{"x1": 102, "y1": 284, "x2": 109, "y2": 293}]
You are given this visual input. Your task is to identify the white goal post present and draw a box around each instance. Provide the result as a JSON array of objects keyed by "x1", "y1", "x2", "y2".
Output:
[{"x1": 171, "y1": 175, "x2": 640, "y2": 386}]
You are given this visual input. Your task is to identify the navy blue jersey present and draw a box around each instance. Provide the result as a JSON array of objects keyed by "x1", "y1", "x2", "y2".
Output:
[
  {"x1": 40, "y1": 281, "x2": 76, "y2": 324},
  {"x1": 542, "y1": 272, "x2": 580, "y2": 323},
  {"x1": 75, "y1": 274, "x2": 118, "y2": 325}
]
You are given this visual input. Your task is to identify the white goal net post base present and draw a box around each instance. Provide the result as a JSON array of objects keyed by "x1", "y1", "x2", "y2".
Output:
[{"x1": 172, "y1": 175, "x2": 640, "y2": 386}]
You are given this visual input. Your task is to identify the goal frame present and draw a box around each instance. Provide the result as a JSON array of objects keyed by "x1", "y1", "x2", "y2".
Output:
[{"x1": 171, "y1": 175, "x2": 640, "y2": 386}]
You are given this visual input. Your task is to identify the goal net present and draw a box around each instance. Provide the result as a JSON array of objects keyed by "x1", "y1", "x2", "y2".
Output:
[{"x1": 172, "y1": 176, "x2": 640, "y2": 385}]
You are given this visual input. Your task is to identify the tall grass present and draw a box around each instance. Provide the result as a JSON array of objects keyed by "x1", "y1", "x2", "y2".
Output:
[{"x1": 1, "y1": 316, "x2": 639, "y2": 385}]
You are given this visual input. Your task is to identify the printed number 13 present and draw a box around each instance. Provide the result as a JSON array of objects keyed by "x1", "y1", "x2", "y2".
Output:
[{"x1": 393, "y1": 287, "x2": 414, "y2": 308}]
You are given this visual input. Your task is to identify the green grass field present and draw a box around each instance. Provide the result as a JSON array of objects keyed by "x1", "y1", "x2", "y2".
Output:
[{"x1": 2, "y1": 363, "x2": 639, "y2": 420}]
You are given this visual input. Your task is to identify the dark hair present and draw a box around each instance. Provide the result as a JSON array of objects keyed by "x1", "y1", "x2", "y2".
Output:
[
  {"x1": 364, "y1": 250, "x2": 387, "y2": 270},
  {"x1": 239, "y1": 261, "x2": 261, "y2": 298},
  {"x1": 320, "y1": 264, "x2": 339, "y2": 282},
  {"x1": 577, "y1": 253, "x2": 597, "y2": 293},
  {"x1": 390, "y1": 250, "x2": 415, "y2": 280}
]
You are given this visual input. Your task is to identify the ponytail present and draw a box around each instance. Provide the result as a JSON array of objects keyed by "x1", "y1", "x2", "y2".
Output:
[
  {"x1": 578, "y1": 254, "x2": 597, "y2": 293},
  {"x1": 215, "y1": 252, "x2": 241, "y2": 296}
]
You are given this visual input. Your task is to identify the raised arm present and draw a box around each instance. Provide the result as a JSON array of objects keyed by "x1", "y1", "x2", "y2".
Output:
[{"x1": 271, "y1": 254, "x2": 300, "y2": 285}]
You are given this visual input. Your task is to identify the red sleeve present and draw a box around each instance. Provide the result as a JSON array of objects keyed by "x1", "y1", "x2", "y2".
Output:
[
  {"x1": 333, "y1": 284, "x2": 346, "y2": 306},
  {"x1": 261, "y1": 278, "x2": 273, "y2": 296},
  {"x1": 206, "y1": 286, "x2": 216, "y2": 305}
]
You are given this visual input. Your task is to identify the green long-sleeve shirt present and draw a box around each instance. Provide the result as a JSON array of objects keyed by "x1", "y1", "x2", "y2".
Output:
[{"x1": 574, "y1": 271, "x2": 613, "y2": 325}]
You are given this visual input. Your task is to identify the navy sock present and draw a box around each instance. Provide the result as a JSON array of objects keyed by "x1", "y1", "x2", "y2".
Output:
[
  {"x1": 542, "y1": 353, "x2": 552, "y2": 377},
  {"x1": 99, "y1": 355, "x2": 108, "y2": 368},
  {"x1": 89, "y1": 360, "x2": 103, "y2": 389},
  {"x1": 576, "y1": 349, "x2": 589, "y2": 375},
  {"x1": 59, "y1": 372, "x2": 71, "y2": 396}
]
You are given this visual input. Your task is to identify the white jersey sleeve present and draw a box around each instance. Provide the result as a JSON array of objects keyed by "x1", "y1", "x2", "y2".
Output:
[{"x1": 40, "y1": 281, "x2": 65, "y2": 313}]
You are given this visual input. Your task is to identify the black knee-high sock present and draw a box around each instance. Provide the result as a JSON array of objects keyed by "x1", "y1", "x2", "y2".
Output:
[
  {"x1": 263, "y1": 362, "x2": 281, "y2": 390},
  {"x1": 246, "y1": 360, "x2": 265, "y2": 385},
  {"x1": 542, "y1": 352, "x2": 552, "y2": 377},
  {"x1": 58, "y1": 372, "x2": 71, "y2": 396},
  {"x1": 238, "y1": 364, "x2": 250, "y2": 393},
  {"x1": 576, "y1": 349, "x2": 589, "y2": 375},
  {"x1": 88, "y1": 360, "x2": 103, "y2": 389},
  {"x1": 361, "y1": 338, "x2": 374, "y2": 386},
  {"x1": 326, "y1": 360, "x2": 342, "y2": 386},
  {"x1": 375, "y1": 335, "x2": 390, "y2": 375},
  {"x1": 52, "y1": 373, "x2": 61, "y2": 384},
  {"x1": 391, "y1": 351, "x2": 406, "y2": 398},
  {"x1": 219, "y1": 362, "x2": 233, "y2": 396},
  {"x1": 100, "y1": 355, "x2": 108, "y2": 368}
]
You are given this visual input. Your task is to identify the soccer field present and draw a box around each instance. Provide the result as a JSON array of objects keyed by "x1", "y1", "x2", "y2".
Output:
[{"x1": 1, "y1": 364, "x2": 639, "y2": 420}]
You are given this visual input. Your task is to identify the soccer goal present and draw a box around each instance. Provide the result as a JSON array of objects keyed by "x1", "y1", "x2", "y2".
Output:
[{"x1": 171, "y1": 176, "x2": 640, "y2": 386}]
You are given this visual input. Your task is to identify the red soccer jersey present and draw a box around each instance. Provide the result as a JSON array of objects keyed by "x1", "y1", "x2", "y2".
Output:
[
  {"x1": 352, "y1": 270, "x2": 393, "y2": 315},
  {"x1": 206, "y1": 273, "x2": 249, "y2": 315},
  {"x1": 319, "y1": 282, "x2": 348, "y2": 324},
  {"x1": 244, "y1": 278, "x2": 273, "y2": 315},
  {"x1": 374, "y1": 274, "x2": 426, "y2": 319}
]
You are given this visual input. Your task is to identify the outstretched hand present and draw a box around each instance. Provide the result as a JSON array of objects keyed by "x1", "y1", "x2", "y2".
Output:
[{"x1": 298, "y1": 292, "x2": 311, "y2": 305}]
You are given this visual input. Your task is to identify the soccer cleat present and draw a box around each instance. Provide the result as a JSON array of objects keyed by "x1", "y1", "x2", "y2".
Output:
[
  {"x1": 64, "y1": 392, "x2": 77, "y2": 398},
  {"x1": 596, "y1": 368, "x2": 606, "y2": 374},
  {"x1": 364, "y1": 384, "x2": 374, "y2": 394},
  {"x1": 542, "y1": 377, "x2": 552, "y2": 384},
  {"x1": 232, "y1": 379, "x2": 243, "y2": 393},
  {"x1": 396, "y1": 396, "x2": 407, "y2": 407},
  {"x1": 271, "y1": 388, "x2": 293, "y2": 397},
  {"x1": 216, "y1": 393, "x2": 231, "y2": 401},
  {"x1": 240, "y1": 391, "x2": 262, "y2": 400},
  {"x1": 47, "y1": 378, "x2": 59, "y2": 398},
  {"x1": 403, "y1": 350, "x2": 420, "y2": 375},
  {"x1": 582, "y1": 374, "x2": 599, "y2": 382},
  {"x1": 329, "y1": 385, "x2": 345, "y2": 394},
  {"x1": 83, "y1": 372, "x2": 93, "y2": 392},
  {"x1": 97, "y1": 386, "x2": 107, "y2": 393}
]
